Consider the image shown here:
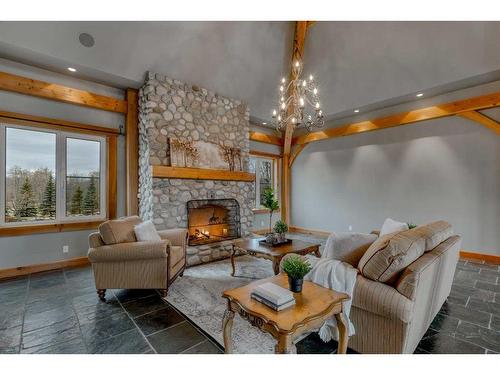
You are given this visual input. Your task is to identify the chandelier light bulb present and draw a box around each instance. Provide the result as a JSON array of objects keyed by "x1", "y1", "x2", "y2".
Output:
[
  {"x1": 272, "y1": 109, "x2": 277, "y2": 117},
  {"x1": 299, "y1": 97, "x2": 305, "y2": 107},
  {"x1": 278, "y1": 115, "x2": 281, "y2": 121},
  {"x1": 280, "y1": 85, "x2": 284, "y2": 92},
  {"x1": 281, "y1": 103, "x2": 286, "y2": 110},
  {"x1": 313, "y1": 88, "x2": 318, "y2": 95},
  {"x1": 292, "y1": 117, "x2": 296, "y2": 124},
  {"x1": 315, "y1": 102, "x2": 320, "y2": 109},
  {"x1": 295, "y1": 61, "x2": 300, "y2": 68},
  {"x1": 302, "y1": 80, "x2": 306, "y2": 87},
  {"x1": 309, "y1": 75, "x2": 313, "y2": 81},
  {"x1": 280, "y1": 96, "x2": 284, "y2": 102},
  {"x1": 281, "y1": 77, "x2": 286, "y2": 83}
]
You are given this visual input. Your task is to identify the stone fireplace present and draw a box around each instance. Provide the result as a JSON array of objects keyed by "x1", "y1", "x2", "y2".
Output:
[
  {"x1": 138, "y1": 72, "x2": 254, "y2": 266},
  {"x1": 187, "y1": 199, "x2": 241, "y2": 246}
]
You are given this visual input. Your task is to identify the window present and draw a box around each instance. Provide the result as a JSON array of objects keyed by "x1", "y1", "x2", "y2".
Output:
[
  {"x1": 0, "y1": 123, "x2": 107, "y2": 226},
  {"x1": 249, "y1": 156, "x2": 279, "y2": 209}
]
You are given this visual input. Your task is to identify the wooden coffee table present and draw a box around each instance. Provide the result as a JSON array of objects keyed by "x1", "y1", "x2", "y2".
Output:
[
  {"x1": 231, "y1": 237, "x2": 321, "y2": 276},
  {"x1": 222, "y1": 274, "x2": 350, "y2": 354}
]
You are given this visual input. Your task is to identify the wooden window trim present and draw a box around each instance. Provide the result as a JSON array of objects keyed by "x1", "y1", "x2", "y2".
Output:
[{"x1": 0, "y1": 111, "x2": 118, "y2": 237}]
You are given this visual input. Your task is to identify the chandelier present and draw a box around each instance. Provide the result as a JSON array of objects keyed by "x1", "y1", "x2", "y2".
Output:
[{"x1": 271, "y1": 60, "x2": 324, "y2": 132}]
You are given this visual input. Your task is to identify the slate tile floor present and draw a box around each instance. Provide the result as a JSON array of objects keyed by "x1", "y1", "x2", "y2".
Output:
[{"x1": 0, "y1": 257, "x2": 499, "y2": 354}]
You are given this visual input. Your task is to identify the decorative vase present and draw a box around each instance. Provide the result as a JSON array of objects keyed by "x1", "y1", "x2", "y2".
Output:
[
  {"x1": 288, "y1": 276, "x2": 304, "y2": 293},
  {"x1": 266, "y1": 233, "x2": 276, "y2": 244},
  {"x1": 277, "y1": 233, "x2": 286, "y2": 242}
]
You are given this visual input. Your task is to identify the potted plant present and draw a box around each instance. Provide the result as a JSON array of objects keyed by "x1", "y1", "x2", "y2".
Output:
[
  {"x1": 274, "y1": 219, "x2": 288, "y2": 242},
  {"x1": 282, "y1": 256, "x2": 312, "y2": 293},
  {"x1": 261, "y1": 188, "x2": 279, "y2": 243}
]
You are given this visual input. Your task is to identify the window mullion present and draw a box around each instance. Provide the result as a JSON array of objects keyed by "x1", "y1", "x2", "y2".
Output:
[
  {"x1": 0, "y1": 125, "x2": 5, "y2": 225},
  {"x1": 56, "y1": 133, "x2": 66, "y2": 222}
]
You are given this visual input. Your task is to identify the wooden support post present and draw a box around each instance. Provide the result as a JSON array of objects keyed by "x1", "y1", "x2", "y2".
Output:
[
  {"x1": 125, "y1": 88, "x2": 139, "y2": 216},
  {"x1": 281, "y1": 21, "x2": 314, "y2": 225}
]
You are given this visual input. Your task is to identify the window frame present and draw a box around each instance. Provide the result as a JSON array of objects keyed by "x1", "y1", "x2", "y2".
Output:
[
  {"x1": 250, "y1": 154, "x2": 280, "y2": 210},
  {"x1": 0, "y1": 122, "x2": 107, "y2": 228}
]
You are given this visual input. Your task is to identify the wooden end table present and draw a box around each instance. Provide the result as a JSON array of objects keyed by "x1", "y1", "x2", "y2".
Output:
[
  {"x1": 222, "y1": 274, "x2": 350, "y2": 354},
  {"x1": 231, "y1": 238, "x2": 321, "y2": 276}
]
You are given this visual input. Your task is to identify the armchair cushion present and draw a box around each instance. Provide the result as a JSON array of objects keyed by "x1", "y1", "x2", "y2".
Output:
[
  {"x1": 157, "y1": 228, "x2": 188, "y2": 247},
  {"x1": 414, "y1": 221, "x2": 453, "y2": 252},
  {"x1": 98, "y1": 216, "x2": 142, "y2": 245},
  {"x1": 88, "y1": 240, "x2": 169, "y2": 263},
  {"x1": 134, "y1": 220, "x2": 162, "y2": 242}
]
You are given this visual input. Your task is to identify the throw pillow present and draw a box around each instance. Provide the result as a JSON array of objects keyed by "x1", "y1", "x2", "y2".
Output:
[
  {"x1": 357, "y1": 228, "x2": 426, "y2": 284},
  {"x1": 380, "y1": 218, "x2": 409, "y2": 236},
  {"x1": 134, "y1": 220, "x2": 162, "y2": 242}
]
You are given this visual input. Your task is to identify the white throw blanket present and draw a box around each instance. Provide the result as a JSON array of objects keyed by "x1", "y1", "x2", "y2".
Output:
[{"x1": 304, "y1": 234, "x2": 359, "y2": 342}]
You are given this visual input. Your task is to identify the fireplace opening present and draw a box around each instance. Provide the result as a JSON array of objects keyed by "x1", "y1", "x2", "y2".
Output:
[{"x1": 187, "y1": 199, "x2": 241, "y2": 246}]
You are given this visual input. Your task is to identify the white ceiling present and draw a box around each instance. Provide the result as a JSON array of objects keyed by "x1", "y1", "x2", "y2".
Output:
[{"x1": 0, "y1": 21, "x2": 499, "y2": 123}]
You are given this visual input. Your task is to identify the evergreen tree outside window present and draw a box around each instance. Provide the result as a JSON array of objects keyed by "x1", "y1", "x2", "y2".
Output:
[
  {"x1": 249, "y1": 156, "x2": 279, "y2": 209},
  {"x1": 66, "y1": 137, "x2": 101, "y2": 217},
  {"x1": 1, "y1": 124, "x2": 106, "y2": 226}
]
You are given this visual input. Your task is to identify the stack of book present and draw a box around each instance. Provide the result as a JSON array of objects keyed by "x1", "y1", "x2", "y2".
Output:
[{"x1": 251, "y1": 282, "x2": 296, "y2": 311}]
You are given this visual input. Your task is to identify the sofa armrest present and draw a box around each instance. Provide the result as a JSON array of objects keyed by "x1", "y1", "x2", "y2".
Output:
[
  {"x1": 88, "y1": 240, "x2": 169, "y2": 263},
  {"x1": 157, "y1": 229, "x2": 188, "y2": 248},
  {"x1": 353, "y1": 275, "x2": 414, "y2": 323},
  {"x1": 370, "y1": 230, "x2": 380, "y2": 236}
]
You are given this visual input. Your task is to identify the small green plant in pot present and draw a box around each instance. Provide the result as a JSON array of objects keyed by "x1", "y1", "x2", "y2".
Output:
[
  {"x1": 274, "y1": 219, "x2": 288, "y2": 242},
  {"x1": 282, "y1": 255, "x2": 312, "y2": 293},
  {"x1": 261, "y1": 188, "x2": 279, "y2": 243}
]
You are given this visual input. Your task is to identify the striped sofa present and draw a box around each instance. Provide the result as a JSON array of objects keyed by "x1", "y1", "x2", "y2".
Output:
[
  {"x1": 335, "y1": 221, "x2": 461, "y2": 353},
  {"x1": 87, "y1": 216, "x2": 188, "y2": 301}
]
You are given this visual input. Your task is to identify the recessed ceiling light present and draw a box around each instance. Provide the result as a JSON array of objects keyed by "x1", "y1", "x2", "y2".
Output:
[
  {"x1": 354, "y1": 109, "x2": 360, "y2": 113},
  {"x1": 262, "y1": 122, "x2": 267, "y2": 125},
  {"x1": 67, "y1": 67, "x2": 77, "y2": 72},
  {"x1": 416, "y1": 93, "x2": 424, "y2": 97}
]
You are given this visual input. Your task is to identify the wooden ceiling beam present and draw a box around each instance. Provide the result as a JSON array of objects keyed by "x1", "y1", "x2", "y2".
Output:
[
  {"x1": 458, "y1": 110, "x2": 500, "y2": 136},
  {"x1": 293, "y1": 92, "x2": 500, "y2": 145},
  {"x1": 0, "y1": 71, "x2": 128, "y2": 114},
  {"x1": 250, "y1": 131, "x2": 283, "y2": 146}
]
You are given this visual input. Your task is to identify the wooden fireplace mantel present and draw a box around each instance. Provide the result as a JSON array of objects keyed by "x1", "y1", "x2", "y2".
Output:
[{"x1": 152, "y1": 165, "x2": 255, "y2": 182}]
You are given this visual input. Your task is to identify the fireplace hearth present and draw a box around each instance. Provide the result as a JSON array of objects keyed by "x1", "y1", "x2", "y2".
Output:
[{"x1": 187, "y1": 199, "x2": 241, "y2": 246}]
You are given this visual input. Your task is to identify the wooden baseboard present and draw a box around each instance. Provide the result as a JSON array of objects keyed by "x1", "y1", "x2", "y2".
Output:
[
  {"x1": 0, "y1": 256, "x2": 90, "y2": 280},
  {"x1": 460, "y1": 251, "x2": 500, "y2": 265},
  {"x1": 288, "y1": 225, "x2": 330, "y2": 238},
  {"x1": 252, "y1": 229, "x2": 268, "y2": 235}
]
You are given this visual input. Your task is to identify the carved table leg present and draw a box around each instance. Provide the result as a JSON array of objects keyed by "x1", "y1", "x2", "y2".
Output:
[
  {"x1": 230, "y1": 245, "x2": 236, "y2": 276},
  {"x1": 335, "y1": 312, "x2": 349, "y2": 354},
  {"x1": 222, "y1": 308, "x2": 235, "y2": 354},
  {"x1": 272, "y1": 256, "x2": 281, "y2": 275},
  {"x1": 275, "y1": 334, "x2": 295, "y2": 354}
]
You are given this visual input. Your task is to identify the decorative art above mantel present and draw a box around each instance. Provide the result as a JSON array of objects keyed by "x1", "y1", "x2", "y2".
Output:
[{"x1": 152, "y1": 137, "x2": 255, "y2": 182}]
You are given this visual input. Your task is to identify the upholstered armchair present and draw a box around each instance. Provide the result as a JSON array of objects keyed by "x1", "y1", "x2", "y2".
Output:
[{"x1": 87, "y1": 216, "x2": 188, "y2": 301}]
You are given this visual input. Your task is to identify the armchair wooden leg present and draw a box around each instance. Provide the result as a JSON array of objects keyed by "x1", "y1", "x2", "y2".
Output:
[
  {"x1": 159, "y1": 289, "x2": 168, "y2": 298},
  {"x1": 97, "y1": 289, "x2": 106, "y2": 301}
]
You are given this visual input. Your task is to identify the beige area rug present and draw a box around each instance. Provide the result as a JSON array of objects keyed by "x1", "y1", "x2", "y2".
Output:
[{"x1": 165, "y1": 255, "x2": 280, "y2": 353}]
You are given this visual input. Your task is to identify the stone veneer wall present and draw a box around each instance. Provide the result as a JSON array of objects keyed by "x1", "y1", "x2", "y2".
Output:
[{"x1": 138, "y1": 72, "x2": 254, "y2": 266}]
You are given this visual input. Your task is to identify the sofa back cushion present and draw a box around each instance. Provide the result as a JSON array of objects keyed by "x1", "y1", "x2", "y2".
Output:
[
  {"x1": 358, "y1": 229, "x2": 426, "y2": 284},
  {"x1": 413, "y1": 220, "x2": 453, "y2": 252},
  {"x1": 99, "y1": 216, "x2": 142, "y2": 245}
]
